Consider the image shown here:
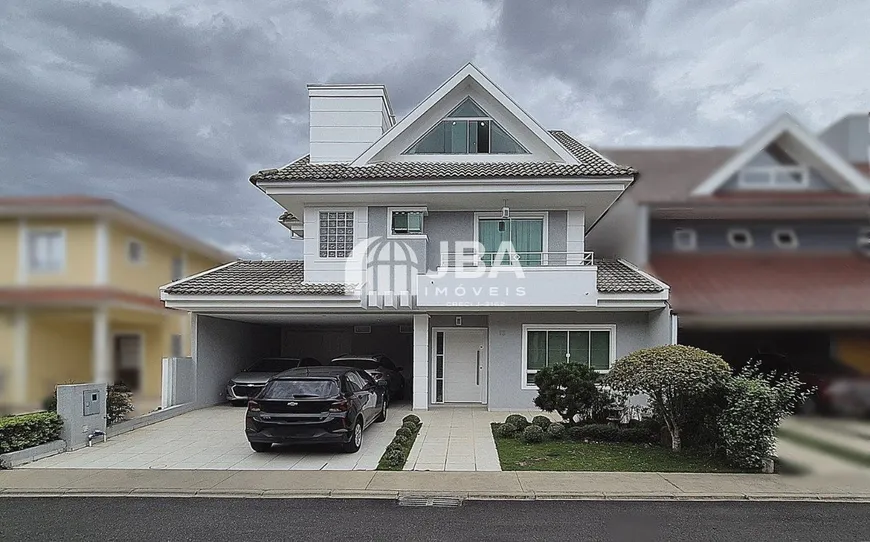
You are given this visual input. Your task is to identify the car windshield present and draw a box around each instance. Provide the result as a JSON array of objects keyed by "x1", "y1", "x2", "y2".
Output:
[
  {"x1": 262, "y1": 379, "x2": 339, "y2": 399},
  {"x1": 246, "y1": 358, "x2": 299, "y2": 373},
  {"x1": 332, "y1": 359, "x2": 380, "y2": 370}
]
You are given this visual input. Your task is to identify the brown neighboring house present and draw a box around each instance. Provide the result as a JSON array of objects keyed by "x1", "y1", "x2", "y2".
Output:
[{"x1": 587, "y1": 114, "x2": 870, "y2": 381}]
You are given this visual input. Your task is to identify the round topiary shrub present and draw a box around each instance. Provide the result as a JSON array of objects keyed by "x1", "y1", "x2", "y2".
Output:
[
  {"x1": 567, "y1": 425, "x2": 585, "y2": 441},
  {"x1": 520, "y1": 424, "x2": 544, "y2": 444},
  {"x1": 392, "y1": 434, "x2": 410, "y2": 447},
  {"x1": 532, "y1": 415, "x2": 551, "y2": 430},
  {"x1": 385, "y1": 442, "x2": 405, "y2": 455},
  {"x1": 505, "y1": 414, "x2": 530, "y2": 430},
  {"x1": 402, "y1": 421, "x2": 419, "y2": 433},
  {"x1": 495, "y1": 422, "x2": 518, "y2": 438},
  {"x1": 395, "y1": 427, "x2": 413, "y2": 439},
  {"x1": 381, "y1": 449, "x2": 405, "y2": 469},
  {"x1": 402, "y1": 414, "x2": 421, "y2": 426},
  {"x1": 546, "y1": 423, "x2": 565, "y2": 440}
]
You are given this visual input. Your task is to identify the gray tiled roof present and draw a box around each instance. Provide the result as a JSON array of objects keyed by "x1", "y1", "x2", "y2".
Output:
[
  {"x1": 250, "y1": 131, "x2": 635, "y2": 183},
  {"x1": 596, "y1": 260, "x2": 664, "y2": 293},
  {"x1": 164, "y1": 259, "x2": 663, "y2": 296},
  {"x1": 164, "y1": 261, "x2": 348, "y2": 296}
]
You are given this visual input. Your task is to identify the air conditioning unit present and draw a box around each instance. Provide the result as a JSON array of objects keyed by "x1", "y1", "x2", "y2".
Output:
[
  {"x1": 353, "y1": 325, "x2": 372, "y2": 334},
  {"x1": 399, "y1": 324, "x2": 413, "y2": 334}
]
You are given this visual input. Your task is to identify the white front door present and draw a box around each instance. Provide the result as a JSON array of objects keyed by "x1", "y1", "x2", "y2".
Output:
[{"x1": 441, "y1": 329, "x2": 487, "y2": 403}]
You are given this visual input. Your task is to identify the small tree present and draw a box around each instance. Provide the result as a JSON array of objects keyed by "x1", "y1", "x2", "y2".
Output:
[
  {"x1": 718, "y1": 362, "x2": 812, "y2": 469},
  {"x1": 604, "y1": 345, "x2": 731, "y2": 451},
  {"x1": 533, "y1": 363, "x2": 610, "y2": 425}
]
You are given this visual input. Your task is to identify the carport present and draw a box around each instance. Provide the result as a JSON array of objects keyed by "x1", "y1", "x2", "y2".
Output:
[{"x1": 192, "y1": 313, "x2": 414, "y2": 407}]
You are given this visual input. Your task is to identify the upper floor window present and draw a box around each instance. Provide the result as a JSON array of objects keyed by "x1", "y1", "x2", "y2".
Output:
[
  {"x1": 390, "y1": 209, "x2": 425, "y2": 236},
  {"x1": 27, "y1": 230, "x2": 65, "y2": 273},
  {"x1": 727, "y1": 228, "x2": 753, "y2": 249},
  {"x1": 404, "y1": 98, "x2": 528, "y2": 155},
  {"x1": 127, "y1": 239, "x2": 144, "y2": 264},
  {"x1": 319, "y1": 211, "x2": 354, "y2": 258},
  {"x1": 737, "y1": 166, "x2": 809, "y2": 190},
  {"x1": 772, "y1": 229, "x2": 799, "y2": 249},
  {"x1": 673, "y1": 228, "x2": 697, "y2": 251},
  {"x1": 171, "y1": 256, "x2": 185, "y2": 281}
]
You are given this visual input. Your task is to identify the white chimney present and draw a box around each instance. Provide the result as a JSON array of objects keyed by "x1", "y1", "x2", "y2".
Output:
[{"x1": 307, "y1": 84, "x2": 395, "y2": 164}]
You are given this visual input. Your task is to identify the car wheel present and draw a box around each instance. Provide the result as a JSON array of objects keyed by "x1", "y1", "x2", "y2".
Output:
[
  {"x1": 375, "y1": 400, "x2": 387, "y2": 423},
  {"x1": 231, "y1": 400, "x2": 248, "y2": 407},
  {"x1": 250, "y1": 442, "x2": 272, "y2": 453},
  {"x1": 343, "y1": 417, "x2": 363, "y2": 453}
]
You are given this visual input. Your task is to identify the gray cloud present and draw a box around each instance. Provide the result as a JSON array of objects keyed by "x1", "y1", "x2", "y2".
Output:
[{"x1": 1, "y1": 0, "x2": 868, "y2": 258}]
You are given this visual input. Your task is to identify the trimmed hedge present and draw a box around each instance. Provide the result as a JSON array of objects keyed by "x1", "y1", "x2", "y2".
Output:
[
  {"x1": 532, "y1": 415, "x2": 552, "y2": 430},
  {"x1": 504, "y1": 414, "x2": 530, "y2": 430},
  {"x1": 378, "y1": 416, "x2": 423, "y2": 470},
  {"x1": 520, "y1": 424, "x2": 545, "y2": 443},
  {"x1": 0, "y1": 412, "x2": 63, "y2": 454},
  {"x1": 546, "y1": 423, "x2": 566, "y2": 440},
  {"x1": 495, "y1": 422, "x2": 518, "y2": 438}
]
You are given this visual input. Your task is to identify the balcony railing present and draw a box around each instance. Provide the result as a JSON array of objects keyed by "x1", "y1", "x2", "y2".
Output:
[{"x1": 439, "y1": 251, "x2": 594, "y2": 268}]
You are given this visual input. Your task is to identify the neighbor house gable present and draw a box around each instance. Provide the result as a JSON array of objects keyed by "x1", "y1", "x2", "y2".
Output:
[{"x1": 691, "y1": 114, "x2": 870, "y2": 197}]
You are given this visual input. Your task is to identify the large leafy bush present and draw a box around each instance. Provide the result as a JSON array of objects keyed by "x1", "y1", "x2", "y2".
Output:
[
  {"x1": 533, "y1": 363, "x2": 610, "y2": 425},
  {"x1": 718, "y1": 363, "x2": 811, "y2": 469},
  {"x1": 605, "y1": 345, "x2": 731, "y2": 451},
  {"x1": 0, "y1": 412, "x2": 63, "y2": 454}
]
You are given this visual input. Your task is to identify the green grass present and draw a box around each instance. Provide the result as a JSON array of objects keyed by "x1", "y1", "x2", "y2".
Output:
[
  {"x1": 778, "y1": 427, "x2": 870, "y2": 467},
  {"x1": 492, "y1": 425, "x2": 749, "y2": 473}
]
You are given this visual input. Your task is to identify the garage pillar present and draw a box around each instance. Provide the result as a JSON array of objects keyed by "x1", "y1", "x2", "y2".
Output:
[{"x1": 412, "y1": 314, "x2": 429, "y2": 410}]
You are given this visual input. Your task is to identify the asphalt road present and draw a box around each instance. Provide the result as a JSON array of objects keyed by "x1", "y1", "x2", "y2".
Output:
[{"x1": 1, "y1": 498, "x2": 867, "y2": 541}]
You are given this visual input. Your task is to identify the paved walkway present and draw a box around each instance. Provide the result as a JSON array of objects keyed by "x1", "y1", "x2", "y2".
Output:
[
  {"x1": 405, "y1": 408, "x2": 559, "y2": 471},
  {"x1": 2, "y1": 469, "x2": 869, "y2": 501},
  {"x1": 775, "y1": 416, "x2": 869, "y2": 475},
  {"x1": 24, "y1": 404, "x2": 408, "y2": 471}
]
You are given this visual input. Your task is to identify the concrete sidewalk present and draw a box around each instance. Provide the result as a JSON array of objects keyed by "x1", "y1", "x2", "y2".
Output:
[{"x1": 2, "y1": 469, "x2": 869, "y2": 502}]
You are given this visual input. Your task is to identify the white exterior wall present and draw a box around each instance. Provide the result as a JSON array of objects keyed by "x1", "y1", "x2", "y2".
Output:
[
  {"x1": 412, "y1": 314, "x2": 430, "y2": 410},
  {"x1": 308, "y1": 86, "x2": 392, "y2": 164},
  {"x1": 566, "y1": 209, "x2": 585, "y2": 259},
  {"x1": 302, "y1": 206, "x2": 369, "y2": 283}
]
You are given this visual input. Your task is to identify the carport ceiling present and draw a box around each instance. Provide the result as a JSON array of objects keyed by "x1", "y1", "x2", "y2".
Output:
[{"x1": 204, "y1": 313, "x2": 414, "y2": 325}]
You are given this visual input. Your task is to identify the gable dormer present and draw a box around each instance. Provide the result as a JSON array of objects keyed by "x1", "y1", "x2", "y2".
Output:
[{"x1": 350, "y1": 63, "x2": 579, "y2": 165}]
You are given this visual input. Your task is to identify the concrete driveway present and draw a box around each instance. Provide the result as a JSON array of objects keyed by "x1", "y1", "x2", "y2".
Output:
[{"x1": 25, "y1": 404, "x2": 409, "y2": 471}]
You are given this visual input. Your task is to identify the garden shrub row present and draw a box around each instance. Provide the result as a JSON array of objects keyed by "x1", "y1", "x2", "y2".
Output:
[
  {"x1": 377, "y1": 414, "x2": 423, "y2": 470},
  {"x1": 0, "y1": 411, "x2": 63, "y2": 454},
  {"x1": 494, "y1": 415, "x2": 656, "y2": 445}
]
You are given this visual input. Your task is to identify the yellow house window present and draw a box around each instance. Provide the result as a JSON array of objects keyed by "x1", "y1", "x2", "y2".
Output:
[
  {"x1": 127, "y1": 239, "x2": 145, "y2": 264},
  {"x1": 27, "y1": 230, "x2": 65, "y2": 273}
]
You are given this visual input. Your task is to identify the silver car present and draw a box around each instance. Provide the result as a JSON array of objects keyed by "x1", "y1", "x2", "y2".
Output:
[{"x1": 226, "y1": 357, "x2": 320, "y2": 405}]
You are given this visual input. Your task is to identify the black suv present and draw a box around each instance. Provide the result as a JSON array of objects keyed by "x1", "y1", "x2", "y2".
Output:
[{"x1": 245, "y1": 366, "x2": 388, "y2": 453}]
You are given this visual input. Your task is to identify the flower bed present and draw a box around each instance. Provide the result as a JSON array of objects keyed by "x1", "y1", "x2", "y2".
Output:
[{"x1": 377, "y1": 415, "x2": 423, "y2": 470}]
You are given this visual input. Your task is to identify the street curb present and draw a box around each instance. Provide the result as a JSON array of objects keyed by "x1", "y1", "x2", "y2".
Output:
[{"x1": 2, "y1": 488, "x2": 869, "y2": 502}]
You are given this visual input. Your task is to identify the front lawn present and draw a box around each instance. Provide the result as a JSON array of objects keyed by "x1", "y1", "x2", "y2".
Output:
[{"x1": 492, "y1": 425, "x2": 748, "y2": 473}]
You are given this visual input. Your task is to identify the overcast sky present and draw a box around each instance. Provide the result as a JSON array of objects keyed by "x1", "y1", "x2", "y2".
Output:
[{"x1": 1, "y1": 0, "x2": 868, "y2": 259}]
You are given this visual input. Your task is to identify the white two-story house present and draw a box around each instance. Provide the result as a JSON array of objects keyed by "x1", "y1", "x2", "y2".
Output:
[{"x1": 161, "y1": 64, "x2": 674, "y2": 411}]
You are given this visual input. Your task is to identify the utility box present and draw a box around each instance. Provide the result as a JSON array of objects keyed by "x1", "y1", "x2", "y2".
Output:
[
  {"x1": 57, "y1": 383, "x2": 107, "y2": 451},
  {"x1": 83, "y1": 389, "x2": 101, "y2": 416}
]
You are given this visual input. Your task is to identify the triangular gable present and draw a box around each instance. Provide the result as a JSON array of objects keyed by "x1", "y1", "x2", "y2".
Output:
[
  {"x1": 350, "y1": 63, "x2": 579, "y2": 166},
  {"x1": 692, "y1": 114, "x2": 870, "y2": 196}
]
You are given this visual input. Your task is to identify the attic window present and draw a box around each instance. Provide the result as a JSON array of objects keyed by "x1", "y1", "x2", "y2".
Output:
[
  {"x1": 738, "y1": 166, "x2": 809, "y2": 189},
  {"x1": 727, "y1": 229, "x2": 753, "y2": 249},
  {"x1": 404, "y1": 98, "x2": 528, "y2": 155},
  {"x1": 673, "y1": 228, "x2": 697, "y2": 251},
  {"x1": 773, "y1": 229, "x2": 799, "y2": 249}
]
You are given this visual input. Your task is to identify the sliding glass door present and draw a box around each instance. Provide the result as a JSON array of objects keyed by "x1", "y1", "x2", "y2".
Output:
[{"x1": 478, "y1": 218, "x2": 544, "y2": 266}]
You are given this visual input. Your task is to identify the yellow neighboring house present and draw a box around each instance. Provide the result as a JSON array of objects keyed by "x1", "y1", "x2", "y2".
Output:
[{"x1": 0, "y1": 196, "x2": 234, "y2": 412}]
